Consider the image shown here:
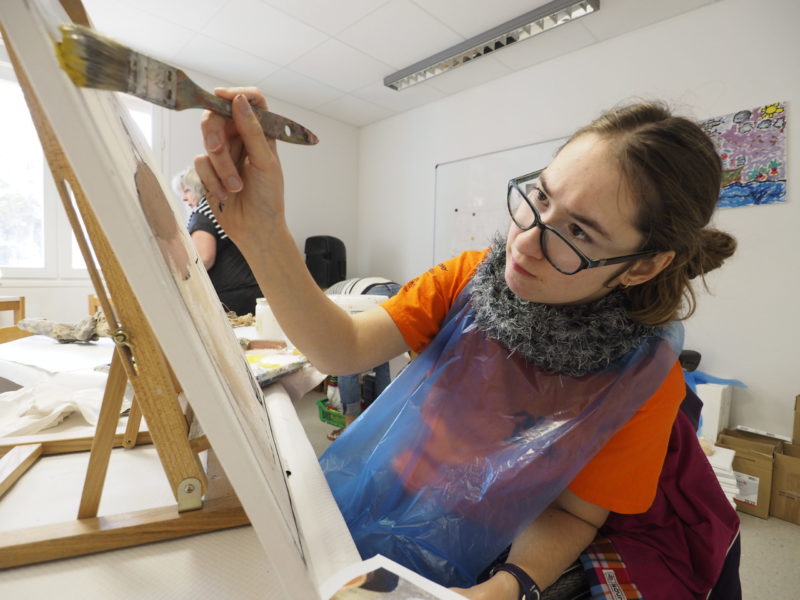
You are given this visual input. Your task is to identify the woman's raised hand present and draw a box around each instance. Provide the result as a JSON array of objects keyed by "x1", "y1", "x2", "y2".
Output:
[{"x1": 194, "y1": 87, "x2": 285, "y2": 251}]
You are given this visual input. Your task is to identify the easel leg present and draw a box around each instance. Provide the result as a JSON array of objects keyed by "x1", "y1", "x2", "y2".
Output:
[
  {"x1": 123, "y1": 359, "x2": 187, "y2": 449},
  {"x1": 123, "y1": 398, "x2": 142, "y2": 449},
  {"x1": 0, "y1": 444, "x2": 42, "y2": 499},
  {"x1": 78, "y1": 349, "x2": 128, "y2": 519}
]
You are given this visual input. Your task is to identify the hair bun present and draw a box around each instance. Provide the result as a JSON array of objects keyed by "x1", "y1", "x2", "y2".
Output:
[{"x1": 687, "y1": 228, "x2": 737, "y2": 279}]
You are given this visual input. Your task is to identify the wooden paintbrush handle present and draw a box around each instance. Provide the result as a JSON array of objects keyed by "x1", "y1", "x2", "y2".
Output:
[{"x1": 194, "y1": 87, "x2": 318, "y2": 145}]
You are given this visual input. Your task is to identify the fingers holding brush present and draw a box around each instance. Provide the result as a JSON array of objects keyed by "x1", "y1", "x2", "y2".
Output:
[
  {"x1": 194, "y1": 154, "x2": 225, "y2": 203},
  {"x1": 200, "y1": 87, "x2": 278, "y2": 190},
  {"x1": 234, "y1": 94, "x2": 281, "y2": 169},
  {"x1": 196, "y1": 87, "x2": 286, "y2": 249},
  {"x1": 200, "y1": 90, "x2": 245, "y2": 193}
]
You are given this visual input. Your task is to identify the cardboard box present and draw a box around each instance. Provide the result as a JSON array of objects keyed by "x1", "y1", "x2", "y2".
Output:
[
  {"x1": 724, "y1": 428, "x2": 785, "y2": 446},
  {"x1": 793, "y1": 395, "x2": 800, "y2": 445},
  {"x1": 770, "y1": 443, "x2": 800, "y2": 525},
  {"x1": 716, "y1": 430, "x2": 781, "y2": 519}
]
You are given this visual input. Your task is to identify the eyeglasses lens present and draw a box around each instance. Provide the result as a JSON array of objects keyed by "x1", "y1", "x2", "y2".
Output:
[
  {"x1": 508, "y1": 185, "x2": 535, "y2": 228},
  {"x1": 508, "y1": 183, "x2": 583, "y2": 274}
]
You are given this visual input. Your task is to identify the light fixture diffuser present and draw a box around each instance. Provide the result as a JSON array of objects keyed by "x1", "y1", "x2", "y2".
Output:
[{"x1": 384, "y1": 0, "x2": 599, "y2": 91}]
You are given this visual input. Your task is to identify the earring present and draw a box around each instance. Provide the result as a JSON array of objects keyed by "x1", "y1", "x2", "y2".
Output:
[{"x1": 603, "y1": 279, "x2": 627, "y2": 289}]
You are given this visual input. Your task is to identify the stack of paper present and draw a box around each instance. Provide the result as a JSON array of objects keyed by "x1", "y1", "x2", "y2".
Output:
[
  {"x1": 705, "y1": 444, "x2": 739, "y2": 508},
  {"x1": 245, "y1": 348, "x2": 308, "y2": 385},
  {"x1": 696, "y1": 383, "x2": 732, "y2": 444}
]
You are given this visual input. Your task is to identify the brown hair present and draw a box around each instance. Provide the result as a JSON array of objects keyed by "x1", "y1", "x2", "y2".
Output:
[{"x1": 565, "y1": 101, "x2": 736, "y2": 326}]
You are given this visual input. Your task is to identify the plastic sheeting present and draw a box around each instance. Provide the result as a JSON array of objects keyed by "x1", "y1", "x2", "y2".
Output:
[{"x1": 321, "y1": 286, "x2": 682, "y2": 588}]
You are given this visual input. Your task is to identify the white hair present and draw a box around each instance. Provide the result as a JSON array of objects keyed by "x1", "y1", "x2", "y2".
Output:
[{"x1": 171, "y1": 166, "x2": 204, "y2": 199}]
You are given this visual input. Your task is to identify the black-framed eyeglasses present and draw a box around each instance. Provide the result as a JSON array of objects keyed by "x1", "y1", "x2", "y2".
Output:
[{"x1": 507, "y1": 169, "x2": 658, "y2": 275}]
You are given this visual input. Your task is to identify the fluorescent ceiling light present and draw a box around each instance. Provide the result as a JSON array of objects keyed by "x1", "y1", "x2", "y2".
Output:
[{"x1": 384, "y1": 0, "x2": 599, "y2": 91}]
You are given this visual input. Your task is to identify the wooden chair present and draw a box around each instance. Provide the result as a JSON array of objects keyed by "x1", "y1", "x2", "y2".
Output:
[
  {"x1": 88, "y1": 294, "x2": 114, "y2": 321},
  {"x1": 88, "y1": 294, "x2": 101, "y2": 316},
  {"x1": 0, "y1": 296, "x2": 32, "y2": 343}
]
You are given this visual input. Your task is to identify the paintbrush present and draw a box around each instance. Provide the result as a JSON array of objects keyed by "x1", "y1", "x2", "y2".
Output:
[{"x1": 54, "y1": 24, "x2": 318, "y2": 145}]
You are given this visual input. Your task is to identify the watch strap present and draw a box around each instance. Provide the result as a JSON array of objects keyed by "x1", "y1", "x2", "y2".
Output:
[{"x1": 489, "y1": 562, "x2": 542, "y2": 600}]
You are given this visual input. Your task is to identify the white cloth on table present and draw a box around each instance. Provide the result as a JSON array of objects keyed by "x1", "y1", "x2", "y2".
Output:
[
  {"x1": 0, "y1": 373, "x2": 132, "y2": 437},
  {"x1": 0, "y1": 335, "x2": 121, "y2": 436},
  {"x1": 0, "y1": 331, "x2": 321, "y2": 438}
]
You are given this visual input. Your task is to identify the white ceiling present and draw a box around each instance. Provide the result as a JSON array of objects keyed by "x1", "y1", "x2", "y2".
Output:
[{"x1": 80, "y1": 0, "x2": 717, "y2": 127}]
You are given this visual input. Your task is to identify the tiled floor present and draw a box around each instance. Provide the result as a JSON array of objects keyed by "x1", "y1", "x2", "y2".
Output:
[
  {"x1": 737, "y1": 511, "x2": 800, "y2": 597},
  {"x1": 295, "y1": 390, "x2": 800, "y2": 597}
]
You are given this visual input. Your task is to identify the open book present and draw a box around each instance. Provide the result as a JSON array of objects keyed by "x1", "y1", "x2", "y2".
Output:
[{"x1": 323, "y1": 555, "x2": 465, "y2": 599}]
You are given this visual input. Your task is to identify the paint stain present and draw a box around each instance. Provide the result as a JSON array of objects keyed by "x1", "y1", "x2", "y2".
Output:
[{"x1": 135, "y1": 160, "x2": 191, "y2": 281}]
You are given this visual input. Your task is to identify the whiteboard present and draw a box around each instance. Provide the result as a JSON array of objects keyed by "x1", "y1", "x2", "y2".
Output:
[{"x1": 434, "y1": 136, "x2": 568, "y2": 263}]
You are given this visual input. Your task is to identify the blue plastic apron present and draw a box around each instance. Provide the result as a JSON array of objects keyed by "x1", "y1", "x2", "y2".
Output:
[{"x1": 321, "y1": 283, "x2": 682, "y2": 588}]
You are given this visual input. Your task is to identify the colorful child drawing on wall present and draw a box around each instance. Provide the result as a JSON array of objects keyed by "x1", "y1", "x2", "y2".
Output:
[{"x1": 698, "y1": 101, "x2": 787, "y2": 208}]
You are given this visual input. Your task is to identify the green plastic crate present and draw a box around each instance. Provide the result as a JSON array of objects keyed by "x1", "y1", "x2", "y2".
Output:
[{"x1": 316, "y1": 398, "x2": 345, "y2": 428}]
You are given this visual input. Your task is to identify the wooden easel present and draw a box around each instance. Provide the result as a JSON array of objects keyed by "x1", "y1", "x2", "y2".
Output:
[{"x1": 0, "y1": 1, "x2": 248, "y2": 568}]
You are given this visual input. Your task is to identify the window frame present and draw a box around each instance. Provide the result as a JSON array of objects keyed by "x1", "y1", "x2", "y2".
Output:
[{"x1": 0, "y1": 40, "x2": 162, "y2": 282}]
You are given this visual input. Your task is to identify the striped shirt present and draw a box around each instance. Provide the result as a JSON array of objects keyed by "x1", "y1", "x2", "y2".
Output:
[{"x1": 194, "y1": 198, "x2": 228, "y2": 240}]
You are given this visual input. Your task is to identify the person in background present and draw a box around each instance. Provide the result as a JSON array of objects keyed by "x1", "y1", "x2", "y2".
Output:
[
  {"x1": 195, "y1": 91, "x2": 741, "y2": 599},
  {"x1": 175, "y1": 166, "x2": 263, "y2": 316},
  {"x1": 172, "y1": 166, "x2": 204, "y2": 213},
  {"x1": 324, "y1": 277, "x2": 402, "y2": 441}
]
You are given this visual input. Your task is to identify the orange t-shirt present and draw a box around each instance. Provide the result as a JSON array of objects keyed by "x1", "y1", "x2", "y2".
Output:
[{"x1": 381, "y1": 249, "x2": 684, "y2": 514}]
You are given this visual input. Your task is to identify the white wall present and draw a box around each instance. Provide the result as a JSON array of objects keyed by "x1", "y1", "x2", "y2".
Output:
[
  {"x1": 356, "y1": 0, "x2": 800, "y2": 436},
  {"x1": 0, "y1": 280, "x2": 94, "y2": 324}
]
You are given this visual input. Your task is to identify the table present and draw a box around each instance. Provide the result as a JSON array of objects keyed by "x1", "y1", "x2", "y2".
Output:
[
  {"x1": 0, "y1": 332, "x2": 324, "y2": 436},
  {"x1": 0, "y1": 335, "x2": 350, "y2": 599},
  {"x1": 0, "y1": 334, "x2": 114, "y2": 388}
]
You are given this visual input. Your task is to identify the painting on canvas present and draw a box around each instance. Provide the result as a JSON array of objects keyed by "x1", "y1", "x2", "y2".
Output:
[{"x1": 699, "y1": 102, "x2": 787, "y2": 208}]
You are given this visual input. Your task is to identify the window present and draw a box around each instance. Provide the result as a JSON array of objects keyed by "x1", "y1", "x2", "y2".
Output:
[
  {"x1": 0, "y1": 39, "x2": 158, "y2": 280},
  {"x1": 67, "y1": 94, "x2": 155, "y2": 272},
  {"x1": 0, "y1": 66, "x2": 46, "y2": 271}
]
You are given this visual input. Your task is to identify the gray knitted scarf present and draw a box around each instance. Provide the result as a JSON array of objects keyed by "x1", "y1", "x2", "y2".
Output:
[{"x1": 470, "y1": 236, "x2": 657, "y2": 377}]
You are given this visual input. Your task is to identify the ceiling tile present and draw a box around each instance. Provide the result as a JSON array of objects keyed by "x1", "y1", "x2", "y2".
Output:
[
  {"x1": 81, "y1": 1, "x2": 195, "y2": 60},
  {"x1": 200, "y1": 0, "x2": 328, "y2": 66},
  {"x1": 81, "y1": 0, "x2": 122, "y2": 24},
  {"x1": 174, "y1": 35, "x2": 281, "y2": 87},
  {"x1": 338, "y1": 0, "x2": 464, "y2": 69},
  {"x1": 76, "y1": 0, "x2": 719, "y2": 128},
  {"x1": 314, "y1": 94, "x2": 395, "y2": 127},
  {"x1": 288, "y1": 39, "x2": 392, "y2": 92},
  {"x1": 491, "y1": 20, "x2": 597, "y2": 72},
  {"x1": 258, "y1": 68, "x2": 345, "y2": 110},
  {"x1": 261, "y1": 0, "x2": 390, "y2": 36},
  {"x1": 580, "y1": 0, "x2": 715, "y2": 41},
  {"x1": 104, "y1": 0, "x2": 227, "y2": 31},
  {"x1": 411, "y1": 0, "x2": 554, "y2": 38},
  {"x1": 352, "y1": 81, "x2": 445, "y2": 112},
  {"x1": 425, "y1": 55, "x2": 512, "y2": 95}
]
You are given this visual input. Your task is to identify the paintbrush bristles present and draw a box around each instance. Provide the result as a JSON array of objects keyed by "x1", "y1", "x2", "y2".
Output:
[
  {"x1": 56, "y1": 24, "x2": 179, "y2": 109},
  {"x1": 54, "y1": 24, "x2": 319, "y2": 145},
  {"x1": 56, "y1": 25, "x2": 132, "y2": 91}
]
